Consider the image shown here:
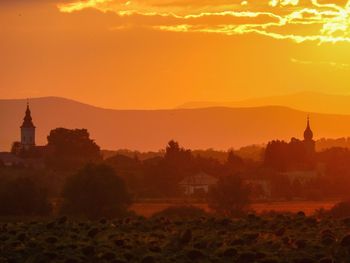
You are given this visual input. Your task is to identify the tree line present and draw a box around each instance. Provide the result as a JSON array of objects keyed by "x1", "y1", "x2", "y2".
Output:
[{"x1": 2, "y1": 127, "x2": 350, "y2": 218}]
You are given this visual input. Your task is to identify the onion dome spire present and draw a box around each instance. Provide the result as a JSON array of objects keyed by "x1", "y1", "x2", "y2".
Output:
[{"x1": 303, "y1": 115, "x2": 313, "y2": 141}]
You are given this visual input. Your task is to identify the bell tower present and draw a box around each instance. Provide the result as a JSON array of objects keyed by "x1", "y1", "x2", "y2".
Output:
[
  {"x1": 20, "y1": 102, "x2": 36, "y2": 149},
  {"x1": 303, "y1": 115, "x2": 315, "y2": 156}
]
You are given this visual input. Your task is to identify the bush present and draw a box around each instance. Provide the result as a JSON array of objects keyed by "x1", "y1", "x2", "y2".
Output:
[
  {"x1": 61, "y1": 163, "x2": 132, "y2": 219},
  {"x1": 327, "y1": 201, "x2": 350, "y2": 218},
  {"x1": 208, "y1": 175, "x2": 250, "y2": 217},
  {"x1": 152, "y1": 205, "x2": 209, "y2": 219},
  {"x1": 0, "y1": 175, "x2": 51, "y2": 216}
]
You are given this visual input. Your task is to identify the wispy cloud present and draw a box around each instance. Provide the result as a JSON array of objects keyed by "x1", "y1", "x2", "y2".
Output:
[
  {"x1": 291, "y1": 57, "x2": 350, "y2": 69},
  {"x1": 57, "y1": 0, "x2": 350, "y2": 44}
]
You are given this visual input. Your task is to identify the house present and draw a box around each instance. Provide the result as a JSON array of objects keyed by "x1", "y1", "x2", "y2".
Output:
[
  {"x1": 280, "y1": 170, "x2": 319, "y2": 185},
  {"x1": 179, "y1": 172, "x2": 218, "y2": 195},
  {"x1": 0, "y1": 152, "x2": 24, "y2": 167}
]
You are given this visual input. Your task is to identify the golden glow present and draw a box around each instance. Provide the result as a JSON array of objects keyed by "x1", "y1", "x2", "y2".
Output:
[
  {"x1": 2, "y1": 0, "x2": 350, "y2": 110},
  {"x1": 58, "y1": 0, "x2": 350, "y2": 44},
  {"x1": 58, "y1": 0, "x2": 114, "y2": 13}
]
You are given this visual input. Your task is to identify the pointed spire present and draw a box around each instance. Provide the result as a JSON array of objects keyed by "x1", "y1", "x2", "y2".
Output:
[
  {"x1": 21, "y1": 100, "x2": 35, "y2": 128},
  {"x1": 304, "y1": 114, "x2": 313, "y2": 141}
]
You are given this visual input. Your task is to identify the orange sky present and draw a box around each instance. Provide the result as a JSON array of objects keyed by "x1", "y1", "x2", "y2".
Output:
[{"x1": 1, "y1": 0, "x2": 350, "y2": 109}]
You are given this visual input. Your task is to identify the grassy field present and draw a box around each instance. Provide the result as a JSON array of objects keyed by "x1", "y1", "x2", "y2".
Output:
[
  {"x1": 131, "y1": 201, "x2": 338, "y2": 217},
  {"x1": 1, "y1": 213, "x2": 350, "y2": 262}
]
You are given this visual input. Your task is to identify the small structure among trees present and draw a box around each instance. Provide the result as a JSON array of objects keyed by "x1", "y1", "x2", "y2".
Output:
[{"x1": 179, "y1": 172, "x2": 218, "y2": 195}]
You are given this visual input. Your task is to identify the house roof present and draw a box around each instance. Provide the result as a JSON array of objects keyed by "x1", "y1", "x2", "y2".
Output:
[
  {"x1": 179, "y1": 172, "x2": 218, "y2": 186},
  {"x1": 280, "y1": 170, "x2": 318, "y2": 183}
]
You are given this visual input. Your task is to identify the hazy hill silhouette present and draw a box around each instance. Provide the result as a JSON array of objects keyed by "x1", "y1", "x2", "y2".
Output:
[
  {"x1": 2, "y1": 97, "x2": 350, "y2": 151},
  {"x1": 179, "y1": 92, "x2": 350, "y2": 115}
]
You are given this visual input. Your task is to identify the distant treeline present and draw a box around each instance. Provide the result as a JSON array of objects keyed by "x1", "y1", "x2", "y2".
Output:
[
  {"x1": 102, "y1": 138, "x2": 350, "y2": 163},
  {"x1": 4, "y1": 127, "x2": 350, "y2": 218},
  {"x1": 316, "y1": 137, "x2": 350, "y2": 151},
  {"x1": 102, "y1": 145, "x2": 265, "y2": 163}
]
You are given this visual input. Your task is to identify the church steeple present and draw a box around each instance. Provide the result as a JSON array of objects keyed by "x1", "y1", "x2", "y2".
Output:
[
  {"x1": 21, "y1": 102, "x2": 35, "y2": 129},
  {"x1": 20, "y1": 101, "x2": 36, "y2": 147},
  {"x1": 303, "y1": 115, "x2": 313, "y2": 141}
]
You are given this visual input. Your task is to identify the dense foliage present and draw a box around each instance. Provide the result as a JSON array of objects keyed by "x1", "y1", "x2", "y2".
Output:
[
  {"x1": 0, "y1": 175, "x2": 51, "y2": 216},
  {"x1": 46, "y1": 128, "x2": 101, "y2": 170},
  {"x1": 105, "y1": 141, "x2": 248, "y2": 198},
  {"x1": 2, "y1": 214, "x2": 350, "y2": 262},
  {"x1": 324, "y1": 201, "x2": 350, "y2": 219},
  {"x1": 208, "y1": 175, "x2": 251, "y2": 217},
  {"x1": 264, "y1": 138, "x2": 315, "y2": 172},
  {"x1": 61, "y1": 164, "x2": 132, "y2": 219}
]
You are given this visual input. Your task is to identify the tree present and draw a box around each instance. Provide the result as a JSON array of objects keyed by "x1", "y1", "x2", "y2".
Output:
[
  {"x1": 61, "y1": 164, "x2": 132, "y2": 219},
  {"x1": 159, "y1": 140, "x2": 194, "y2": 196},
  {"x1": 208, "y1": 175, "x2": 250, "y2": 217},
  {"x1": 264, "y1": 138, "x2": 315, "y2": 172},
  {"x1": 11, "y1": 141, "x2": 22, "y2": 155},
  {"x1": 0, "y1": 175, "x2": 51, "y2": 216},
  {"x1": 104, "y1": 154, "x2": 143, "y2": 197},
  {"x1": 225, "y1": 151, "x2": 245, "y2": 174},
  {"x1": 165, "y1": 140, "x2": 192, "y2": 165},
  {"x1": 46, "y1": 128, "x2": 101, "y2": 170}
]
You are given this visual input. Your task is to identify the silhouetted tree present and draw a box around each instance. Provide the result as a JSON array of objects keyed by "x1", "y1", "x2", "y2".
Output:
[
  {"x1": 164, "y1": 140, "x2": 192, "y2": 165},
  {"x1": 0, "y1": 176, "x2": 51, "y2": 216},
  {"x1": 104, "y1": 154, "x2": 143, "y2": 197},
  {"x1": 269, "y1": 172, "x2": 292, "y2": 200},
  {"x1": 46, "y1": 128, "x2": 101, "y2": 170},
  {"x1": 147, "y1": 140, "x2": 195, "y2": 197},
  {"x1": 225, "y1": 150, "x2": 245, "y2": 174},
  {"x1": 318, "y1": 147, "x2": 350, "y2": 197},
  {"x1": 61, "y1": 164, "x2": 132, "y2": 219},
  {"x1": 208, "y1": 175, "x2": 250, "y2": 217},
  {"x1": 264, "y1": 138, "x2": 315, "y2": 172},
  {"x1": 193, "y1": 155, "x2": 223, "y2": 176},
  {"x1": 264, "y1": 140, "x2": 290, "y2": 171},
  {"x1": 11, "y1": 141, "x2": 21, "y2": 155}
]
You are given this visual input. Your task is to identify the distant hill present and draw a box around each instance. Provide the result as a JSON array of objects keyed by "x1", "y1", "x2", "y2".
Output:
[
  {"x1": 179, "y1": 92, "x2": 350, "y2": 115},
  {"x1": 2, "y1": 97, "x2": 350, "y2": 151}
]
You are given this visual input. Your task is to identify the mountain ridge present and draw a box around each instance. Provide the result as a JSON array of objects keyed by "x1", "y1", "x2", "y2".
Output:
[
  {"x1": 178, "y1": 91, "x2": 350, "y2": 115},
  {"x1": 1, "y1": 96, "x2": 350, "y2": 151}
]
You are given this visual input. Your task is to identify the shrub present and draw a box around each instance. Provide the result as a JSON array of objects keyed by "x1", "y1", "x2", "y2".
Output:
[
  {"x1": 61, "y1": 163, "x2": 132, "y2": 219},
  {"x1": 152, "y1": 205, "x2": 209, "y2": 219},
  {"x1": 208, "y1": 175, "x2": 250, "y2": 217},
  {"x1": 327, "y1": 201, "x2": 350, "y2": 218},
  {"x1": 0, "y1": 175, "x2": 51, "y2": 216}
]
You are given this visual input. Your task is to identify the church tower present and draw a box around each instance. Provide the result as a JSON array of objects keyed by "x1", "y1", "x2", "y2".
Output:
[
  {"x1": 303, "y1": 115, "x2": 315, "y2": 156},
  {"x1": 20, "y1": 102, "x2": 36, "y2": 149}
]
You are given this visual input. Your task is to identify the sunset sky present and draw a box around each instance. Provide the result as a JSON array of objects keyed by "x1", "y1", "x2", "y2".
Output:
[{"x1": 1, "y1": 0, "x2": 350, "y2": 109}]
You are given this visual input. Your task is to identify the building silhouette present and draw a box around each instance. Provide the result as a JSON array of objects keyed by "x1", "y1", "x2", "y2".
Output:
[
  {"x1": 303, "y1": 115, "x2": 315, "y2": 156},
  {"x1": 0, "y1": 102, "x2": 46, "y2": 168},
  {"x1": 20, "y1": 102, "x2": 36, "y2": 150}
]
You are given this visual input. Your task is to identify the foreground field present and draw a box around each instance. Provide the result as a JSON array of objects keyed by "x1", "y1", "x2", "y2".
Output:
[
  {"x1": 1, "y1": 214, "x2": 350, "y2": 263},
  {"x1": 131, "y1": 201, "x2": 338, "y2": 217}
]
